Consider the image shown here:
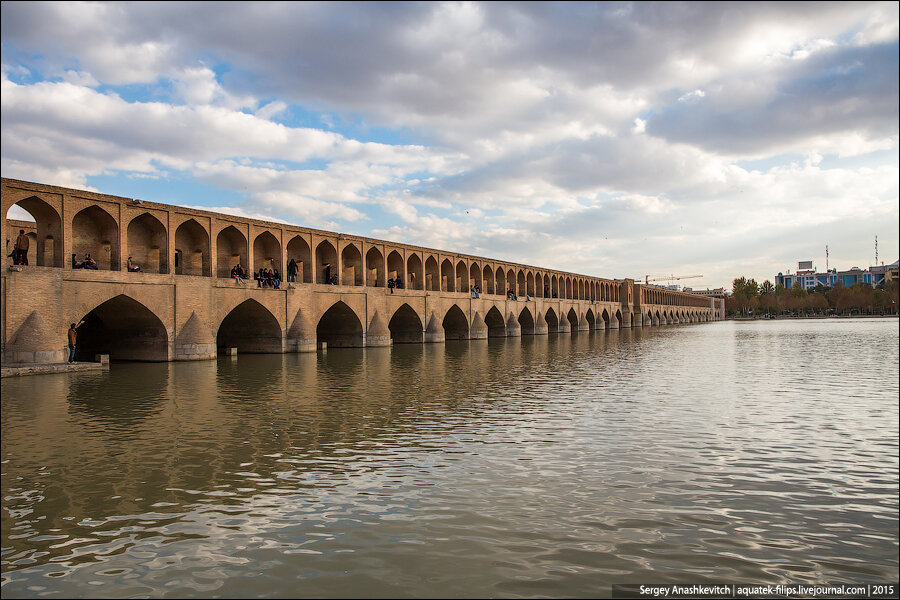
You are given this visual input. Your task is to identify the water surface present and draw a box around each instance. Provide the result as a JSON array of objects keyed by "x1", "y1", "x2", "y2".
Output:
[{"x1": 2, "y1": 319, "x2": 898, "y2": 597}]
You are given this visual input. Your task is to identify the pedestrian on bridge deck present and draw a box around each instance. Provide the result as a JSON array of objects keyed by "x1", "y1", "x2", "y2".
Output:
[{"x1": 68, "y1": 320, "x2": 84, "y2": 363}]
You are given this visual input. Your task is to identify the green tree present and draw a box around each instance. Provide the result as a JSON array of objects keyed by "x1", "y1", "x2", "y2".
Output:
[{"x1": 760, "y1": 280, "x2": 774, "y2": 295}]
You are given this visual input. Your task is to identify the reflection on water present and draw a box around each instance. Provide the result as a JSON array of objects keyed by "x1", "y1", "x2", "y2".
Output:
[{"x1": 2, "y1": 319, "x2": 898, "y2": 598}]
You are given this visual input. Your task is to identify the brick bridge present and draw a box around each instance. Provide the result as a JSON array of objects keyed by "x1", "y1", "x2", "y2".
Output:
[{"x1": 2, "y1": 178, "x2": 724, "y2": 363}]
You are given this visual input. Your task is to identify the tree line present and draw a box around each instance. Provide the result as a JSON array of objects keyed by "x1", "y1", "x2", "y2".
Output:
[{"x1": 726, "y1": 276, "x2": 899, "y2": 317}]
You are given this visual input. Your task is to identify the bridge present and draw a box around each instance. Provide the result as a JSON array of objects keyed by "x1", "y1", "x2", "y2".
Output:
[{"x1": 1, "y1": 178, "x2": 724, "y2": 364}]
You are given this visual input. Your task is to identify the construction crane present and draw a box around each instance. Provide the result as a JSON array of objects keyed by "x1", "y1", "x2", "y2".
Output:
[{"x1": 644, "y1": 274, "x2": 703, "y2": 286}]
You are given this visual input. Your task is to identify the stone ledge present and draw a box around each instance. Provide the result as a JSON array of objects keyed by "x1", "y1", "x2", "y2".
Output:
[{"x1": 1, "y1": 361, "x2": 109, "y2": 378}]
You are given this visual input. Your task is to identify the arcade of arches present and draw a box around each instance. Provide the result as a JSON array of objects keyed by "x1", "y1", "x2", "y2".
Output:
[{"x1": 2, "y1": 178, "x2": 723, "y2": 364}]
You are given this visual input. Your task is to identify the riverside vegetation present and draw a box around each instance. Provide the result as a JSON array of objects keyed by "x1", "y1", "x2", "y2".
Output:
[{"x1": 725, "y1": 276, "x2": 898, "y2": 318}]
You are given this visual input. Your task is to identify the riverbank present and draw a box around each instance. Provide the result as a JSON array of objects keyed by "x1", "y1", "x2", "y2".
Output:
[
  {"x1": 731, "y1": 314, "x2": 898, "y2": 321},
  {"x1": 1, "y1": 360, "x2": 109, "y2": 378}
]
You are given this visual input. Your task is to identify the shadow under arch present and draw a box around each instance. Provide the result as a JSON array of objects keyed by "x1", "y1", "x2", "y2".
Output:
[
  {"x1": 545, "y1": 307, "x2": 559, "y2": 333},
  {"x1": 317, "y1": 301, "x2": 364, "y2": 347},
  {"x1": 7, "y1": 196, "x2": 63, "y2": 267},
  {"x1": 443, "y1": 305, "x2": 468, "y2": 340},
  {"x1": 566, "y1": 308, "x2": 579, "y2": 332},
  {"x1": 217, "y1": 299, "x2": 283, "y2": 353},
  {"x1": 585, "y1": 308, "x2": 596, "y2": 330},
  {"x1": 518, "y1": 306, "x2": 535, "y2": 335},
  {"x1": 76, "y1": 294, "x2": 168, "y2": 361},
  {"x1": 389, "y1": 303, "x2": 423, "y2": 343},
  {"x1": 484, "y1": 305, "x2": 506, "y2": 337}
]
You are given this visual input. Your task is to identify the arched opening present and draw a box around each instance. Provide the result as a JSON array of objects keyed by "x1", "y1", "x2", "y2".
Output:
[
  {"x1": 526, "y1": 272, "x2": 535, "y2": 297},
  {"x1": 407, "y1": 253, "x2": 423, "y2": 290},
  {"x1": 579, "y1": 280, "x2": 585, "y2": 300},
  {"x1": 441, "y1": 259, "x2": 455, "y2": 292},
  {"x1": 455, "y1": 260, "x2": 469, "y2": 292},
  {"x1": 425, "y1": 255, "x2": 439, "y2": 291},
  {"x1": 217, "y1": 299, "x2": 282, "y2": 353},
  {"x1": 518, "y1": 307, "x2": 535, "y2": 335},
  {"x1": 485, "y1": 306, "x2": 506, "y2": 337},
  {"x1": 366, "y1": 247, "x2": 385, "y2": 287},
  {"x1": 317, "y1": 301, "x2": 364, "y2": 347},
  {"x1": 316, "y1": 240, "x2": 338, "y2": 284},
  {"x1": 388, "y1": 304, "x2": 423, "y2": 343},
  {"x1": 217, "y1": 225, "x2": 248, "y2": 278},
  {"x1": 565, "y1": 277, "x2": 572, "y2": 299},
  {"x1": 388, "y1": 250, "x2": 405, "y2": 288},
  {"x1": 253, "y1": 231, "x2": 281, "y2": 275},
  {"x1": 545, "y1": 308, "x2": 559, "y2": 333},
  {"x1": 586, "y1": 309, "x2": 596, "y2": 330},
  {"x1": 75, "y1": 295, "x2": 168, "y2": 361},
  {"x1": 72, "y1": 205, "x2": 119, "y2": 271},
  {"x1": 483, "y1": 265, "x2": 495, "y2": 295},
  {"x1": 506, "y1": 269, "x2": 516, "y2": 296},
  {"x1": 566, "y1": 308, "x2": 579, "y2": 332},
  {"x1": 551, "y1": 275, "x2": 559, "y2": 298},
  {"x1": 543, "y1": 274, "x2": 551, "y2": 298},
  {"x1": 601, "y1": 309, "x2": 611, "y2": 328},
  {"x1": 126, "y1": 212, "x2": 167, "y2": 273},
  {"x1": 341, "y1": 243, "x2": 363, "y2": 286},
  {"x1": 470, "y1": 262, "x2": 482, "y2": 293},
  {"x1": 616, "y1": 309, "x2": 624, "y2": 326},
  {"x1": 174, "y1": 219, "x2": 210, "y2": 276},
  {"x1": 286, "y1": 235, "x2": 312, "y2": 283},
  {"x1": 495, "y1": 267, "x2": 505, "y2": 295},
  {"x1": 442, "y1": 305, "x2": 469, "y2": 340},
  {"x1": 7, "y1": 196, "x2": 63, "y2": 267},
  {"x1": 516, "y1": 270, "x2": 526, "y2": 297}
]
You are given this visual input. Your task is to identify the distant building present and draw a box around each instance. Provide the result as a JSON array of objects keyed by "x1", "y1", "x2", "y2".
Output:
[
  {"x1": 776, "y1": 259, "x2": 898, "y2": 291},
  {"x1": 682, "y1": 287, "x2": 727, "y2": 299}
]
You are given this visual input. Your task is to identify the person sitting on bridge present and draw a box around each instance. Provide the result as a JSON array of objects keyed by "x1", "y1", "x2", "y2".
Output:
[
  {"x1": 83, "y1": 254, "x2": 98, "y2": 270},
  {"x1": 272, "y1": 268, "x2": 282, "y2": 289},
  {"x1": 256, "y1": 267, "x2": 267, "y2": 287},
  {"x1": 395, "y1": 276, "x2": 402, "y2": 290},
  {"x1": 127, "y1": 256, "x2": 141, "y2": 272},
  {"x1": 231, "y1": 264, "x2": 246, "y2": 286},
  {"x1": 72, "y1": 253, "x2": 84, "y2": 269}
]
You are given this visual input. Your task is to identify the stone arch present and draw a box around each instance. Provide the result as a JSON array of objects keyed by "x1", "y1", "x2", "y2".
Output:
[
  {"x1": 566, "y1": 308, "x2": 579, "y2": 332},
  {"x1": 456, "y1": 259, "x2": 469, "y2": 292},
  {"x1": 565, "y1": 277, "x2": 572, "y2": 300},
  {"x1": 366, "y1": 247, "x2": 385, "y2": 287},
  {"x1": 526, "y1": 272, "x2": 535, "y2": 297},
  {"x1": 442, "y1": 304, "x2": 468, "y2": 340},
  {"x1": 517, "y1": 270, "x2": 526, "y2": 297},
  {"x1": 286, "y1": 235, "x2": 312, "y2": 283},
  {"x1": 495, "y1": 267, "x2": 505, "y2": 294},
  {"x1": 407, "y1": 252, "x2": 424, "y2": 290},
  {"x1": 126, "y1": 212, "x2": 167, "y2": 273},
  {"x1": 483, "y1": 265, "x2": 495, "y2": 295},
  {"x1": 551, "y1": 275, "x2": 559, "y2": 298},
  {"x1": 341, "y1": 243, "x2": 363, "y2": 286},
  {"x1": 470, "y1": 262, "x2": 482, "y2": 293},
  {"x1": 578, "y1": 280, "x2": 585, "y2": 300},
  {"x1": 441, "y1": 258, "x2": 455, "y2": 292},
  {"x1": 75, "y1": 294, "x2": 168, "y2": 361},
  {"x1": 316, "y1": 240, "x2": 338, "y2": 284},
  {"x1": 217, "y1": 298, "x2": 282, "y2": 353},
  {"x1": 388, "y1": 303, "x2": 423, "y2": 343},
  {"x1": 585, "y1": 308, "x2": 596, "y2": 330},
  {"x1": 518, "y1": 306, "x2": 535, "y2": 335},
  {"x1": 23, "y1": 231, "x2": 37, "y2": 266},
  {"x1": 387, "y1": 250, "x2": 404, "y2": 288},
  {"x1": 317, "y1": 301, "x2": 364, "y2": 347},
  {"x1": 485, "y1": 305, "x2": 506, "y2": 338},
  {"x1": 425, "y1": 255, "x2": 440, "y2": 291},
  {"x1": 72, "y1": 205, "x2": 120, "y2": 271},
  {"x1": 174, "y1": 218, "x2": 210, "y2": 276},
  {"x1": 601, "y1": 309, "x2": 611, "y2": 328},
  {"x1": 7, "y1": 196, "x2": 63, "y2": 267},
  {"x1": 616, "y1": 309, "x2": 624, "y2": 327},
  {"x1": 506, "y1": 269, "x2": 516, "y2": 296},
  {"x1": 543, "y1": 274, "x2": 551, "y2": 298},
  {"x1": 253, "y1": 231, "x2": 281, "y2": 274},
  {"x1": 545, "y1": 307, "x2": 559, "y2": 333},
  {"x1": 217, "y1": 225, "x2": 248, "y2": 278}
]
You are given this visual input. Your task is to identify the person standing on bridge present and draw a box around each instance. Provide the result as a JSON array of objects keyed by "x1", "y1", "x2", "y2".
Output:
[
  {"x1": 287, "y1": 258, "x2": 298, "y2": 284},
  {"x1": 68, "y1": 320, "x2": 84, "y2": 363},
  {"x1": 14, "y1": 229, "x2": 29, "y2": 265}
]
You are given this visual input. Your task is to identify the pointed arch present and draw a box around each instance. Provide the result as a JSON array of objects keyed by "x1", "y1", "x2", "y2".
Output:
[
  {"x1": 75, "y1": 294, "x2": 168, "y2": 361},
  {"x1": 441, "y1": 258, "x2": 455, "y2": 292},
  {"x1": 442, "y1": 305, "x2": 468, "y2": 340},
  {"x1": 470, "y1": 262, "x2": 482, "y2": 293},
  {"x1": 253, "y1": 230, "x2": 281, "y2": 274},
  {"x1": 601, "y1": 309, "x2": 611, "y2": 328},
  {"x1": 387, "y1": 250, "x2": 404, "y2": 288},
  {"x1": 518, "y1": 306, "x2": 535, "y2": 335},
  {"x1": 366, "y1": 246, "x2": 385, "y2": 287},
  {"x1": 317, "y1": 301, "x2": 364, "y2": 347},
  {"x1": 483, "y1": 265, "x2": 495, "y2": 295},
  {"x1": 496, "y1": 267, "x2": 505, "y2": 295},
  {"x1": 566, "y1": 308, "x2": 579, "y2": 332},
  {"x1": 545, "y1": 307, "x2": 559, "y2": 333},
  {"x1": 175, "y1": 218, "x2": 210, "y2": 276},
  {"x1": 388, "y1": 303, "x2": 423, "y2": 343},
  {"x1": 551, "y1": 275, "x2": 559, "y2": 298},
  {"x1": 506, "y1": 269, "x2": 516, "y2": 296},
  {"x1": 217, "y1": 298, "x2": 282, "y2": 353},
  {"x1": 341, "y1": 243, "x2": 363, "y2": 286},
  {"x1": 585, "y1": 308, "x2": 596, "y2": 330},
  {"x1": 287, "y1": 235, "x2": 312, "y2": 283},
  {"x1": 484, "y1": 306, "x2": 506, "y2": 337},
  {"x1": 425, "y1": 255, "x2": 440, "y2": 291},
  {"x1": 7, "y1": 196, "x2": 63, "y2": 267},
  {"x1": 456, "y1": 259, "x2": 469, "y2": 292},
  {"x1": 72, "y1": 205, "x2": 120, "y2": 271},
  {"x1": 526, "y1": 272, "x2": 535, "y2": 297},
  {"x1": 407, "y1": 252, "x2": 424, "y2": 290},
  {"x1": 316, "y1": 240, "x2": 338, "y2": 284},
  {"x1": 126, "y1": 212, "x2": 167, "y2": 273},
  {"x1": 517, "y1": 270, "x2": 526, "y2": 297},
  {"x1": 217, "y1": 225, "x2": 248, "y2": 278}
]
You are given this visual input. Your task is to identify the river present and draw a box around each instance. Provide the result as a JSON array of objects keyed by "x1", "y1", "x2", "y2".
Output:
[{"x1": 2, "y1": 318, "x2": 898, "y2": 598}]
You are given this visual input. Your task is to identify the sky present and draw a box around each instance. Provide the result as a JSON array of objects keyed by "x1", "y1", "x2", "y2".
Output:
[{"x1": 1, "y1": 1, "x2": 898, "y2": 289}]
